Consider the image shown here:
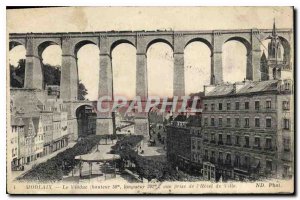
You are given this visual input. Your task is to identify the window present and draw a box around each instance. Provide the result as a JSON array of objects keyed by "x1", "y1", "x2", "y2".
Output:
[
  {"x1": 283, "y1": 138, "x2": 290, "y2": 152},
  {"x1": 255, "y1": 101, "x2": 260, "y2": 110},
  {"x1": 254, "y1": 137, "x2": 261, "y2": 148},
  {"x1": 244, "y1": 118, "x2": 250, "y2": 128},
  {"x1": 192, "y1": 139, "x2": 196, "y2": 150},
  {"x1": 218, "y1": 152, "x2": 223, "y2": 163},
  {"x1": 255, "y1": 118, "x2": 260, "y2": 127},
  {"x1": 227, "y1": 102, "x2": 231, "y2": 110},
  {"x1": 225, "y1": 154, "x2": 231, "y2": 165},
  {"x1": 226, "y1": 118, "x2": 231, "y2": 127},
  {"x1": 284, "y1": 82, "x2": 291, "y2": 91},
  {"x1": 266, "y1": 100, "x2": 271, "y2": 109},
  {"x1": 235, "y1": 102, "x2": 240, "y2": 110},
  {"x1": 226, "y1": 135, "x2": 232, "y2": 145},
  {"x1": 265, "y1": 138, "x2": 272, "y2": 149},
  {"x1": 235, "y1": 135, "x2": 240, "y2": 146},
  {"x1": 211, "y1": 104, "x2": 215, "y2": 111},
  {"x1": 204, "y1": 104, "x2": 208, "y2": 111},
  {"x1": 219, "y1": 103, "x2": 223, "y2": 111},
  {"x1": 282, "y1": 101, "x2": 290, "y2": 110},
  {"x1": 244, "y1": 156, "x2": 250, "y2": 168},
  {"x1": 218, "y1": 134, "x2": 223, "y2": 143},
  {"x1": 204, "y1": 133, "x2": 208, "y2": 141},
  {"x1": 197, "y1": 141, "x2": 201, "y2": 150},
  {"x1": 204, "y1": 118, "x2": 208, "y2": 126},
  {"x1": 204, "y1": 149, "x2": 208, "y2": 160},
  {"x1": 266, "y1": 118, "x2": 272, "y2": 128},
  {"x1": 198, "y1": 130, "x2": 201, "y2": 137},
  {"x1": 235, "y1": 118, "x2": 240, "y2": 127},
  {"x1": 218, "y1": 118, "x2": 222, "y2": 127},
  {"x1": 211, "y1": 133, "x2": 215, "y2": 142},
  {"x1": 211, "y1": 151, "x2": 215, "y2": 162},
  {"x1": 211, "y1": 117, "x2": 215, "y2": 126},
  {"x1": 244, "y1": 136, "x2": 250, "y2": 147},
  {"x1": 245, "y1": 102, "x2": 249, "y2": 110},
  {"x1": 283, "y1": 165, "x2": 290, "y2": 178},
  {"x1": 192, "y1": 153, "x2": 197, "y2": 162},
  {"x1": 266, "y1": 160, "x2": 272, "y2": 171},
  {"x1": 234, "y1": 155, "x2": 241, "y2": 167},
  {"x1": 284, "y1": 119, "x2": 290, "y2": 130}
]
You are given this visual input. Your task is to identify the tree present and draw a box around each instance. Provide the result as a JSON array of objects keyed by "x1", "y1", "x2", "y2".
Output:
[
  {"x1": 10, "y1": 60, "x2": 88, "y2": 100},
  {"x1": 168, "y1": 116, "x2": 173, "y2": 123},
  {"x1": 163, "y1": 118, "x2": 168, "y2": 125},
  {"x1": 78, "y1": 80, "x2": 88, "y2": 100},
  {"x1": 10, "y1": 59, "x2": 25, "y2": 88},
  {"x1": 43, "y1": 64, "x2": 61, "y2": 86}
]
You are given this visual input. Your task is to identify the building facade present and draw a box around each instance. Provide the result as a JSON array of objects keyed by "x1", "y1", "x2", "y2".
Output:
[
  {"x1": 22, "y1": 117, "x2": 37, "y2": 164},
  {"x1": 9, "y1": 89, "x2": 71, "y2": 169},
  {"x1": 166, "y1": 120, "x2": 191, "y2": 170},
  {"x1": 76, "y1": 105, "x2": 97, "y2": 137},
  {"x1": 45, "y1": 99, "x2": 69, "y2": 152},
  {"x1": 33, "y1": 116, "x2": 44, "y2": 159},
  {"x1": 41, "y1": 111, "x2": 53, "y2": 156},
  {"x1": 198, "y1": 79, "x2": 293, "y2": 181},
  {"x1": 10, "y1": 117, "x2": 24, "y2": 169}
]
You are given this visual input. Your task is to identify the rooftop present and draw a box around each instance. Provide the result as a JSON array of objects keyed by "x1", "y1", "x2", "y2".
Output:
[
  {"x1": 22, "y1": 116, "x2": 40, "y2": 137},
  {"x1": 11, "y1": 116, "x2": 24, "y2": 126},
  {"x1": 205, "y1": 80, "x2": 280, "y2": 97}
]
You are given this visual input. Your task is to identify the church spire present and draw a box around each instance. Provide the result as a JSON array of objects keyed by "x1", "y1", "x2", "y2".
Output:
[
  {"x1": 272, "y1": 18, "x2": 277, "y2": 37},
  {"x1": 266, "y1": 19, "x2": 284, "y2": 80},
  {"x1": 268, "y1": 18, "x2": 282, "y2": 61}
]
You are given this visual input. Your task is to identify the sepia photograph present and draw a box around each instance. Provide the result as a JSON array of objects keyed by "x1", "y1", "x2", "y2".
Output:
[{"x1": 5, "y1": 6, "x2": 295, "y2": 194}]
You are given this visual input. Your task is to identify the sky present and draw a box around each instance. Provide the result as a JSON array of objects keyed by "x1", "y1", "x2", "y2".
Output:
[{"x1": 7, "y1": 7, "x2": 293, "y2": 100}]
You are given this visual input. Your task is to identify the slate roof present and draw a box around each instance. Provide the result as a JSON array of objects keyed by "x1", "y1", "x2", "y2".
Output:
[
  {"x1": 205, "y1": 80, "x2": 279, "y2": 97},
  {"x1": 236, "y1": 80, "x2": 278, "y2": 94},
  {"x1": 22, "y1": 117, "x2": 39, "y2": 137},
  {"x1": 31, "y1": 117, "x2": 40, "y2": 135},
  {"x1": 22, "y1": 117, "x2": 32, "y2": 137},
  {"x1": 11, "y1": 116, "x2": 25, "y2": 126},
  {"x1": 206, "y1": 83, "x2": 234, "y2": 96}
]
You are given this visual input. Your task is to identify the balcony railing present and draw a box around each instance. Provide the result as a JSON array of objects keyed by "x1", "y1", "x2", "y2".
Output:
[
  {"x1": 217, "y1": 159, "x2": 223, "y2": 165},
  {"x1": 234, "y1": 165, "x2": 251, "y2": 172},
  {"x1": 234, "y1": 163, "x2": 241, "y2": 168},
  {"x1": 225, "y1": 142, "x2": 232, "y2": 146},
  {"x1": 218, "y1": 141, "x2": 224, "y2": 145},
  {"x1": 253, "y1": 146, "x2": 262, "y2": 150},
  {"x1": 224, "y1": 161, "x2": 232, "y2": 167},
  {"x1": 243, "y1": 144, "x2": 250, "y2": 148},
  {"x1": 264, "y1": 147, "x2": 274, "y2": 151},
  {"x1": 210, "y1": 140, "x2": 216, "y2": 144}
]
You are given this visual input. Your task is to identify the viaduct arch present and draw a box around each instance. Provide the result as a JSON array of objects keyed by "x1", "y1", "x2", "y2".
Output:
[{"x1": 9, "y1": 28, "x2": 293, "y2": 137}]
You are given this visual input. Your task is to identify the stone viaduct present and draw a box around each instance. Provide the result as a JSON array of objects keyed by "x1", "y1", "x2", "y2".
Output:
[{"x1": 9, "y1": 28, "x2": 293, "y2": 137}]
